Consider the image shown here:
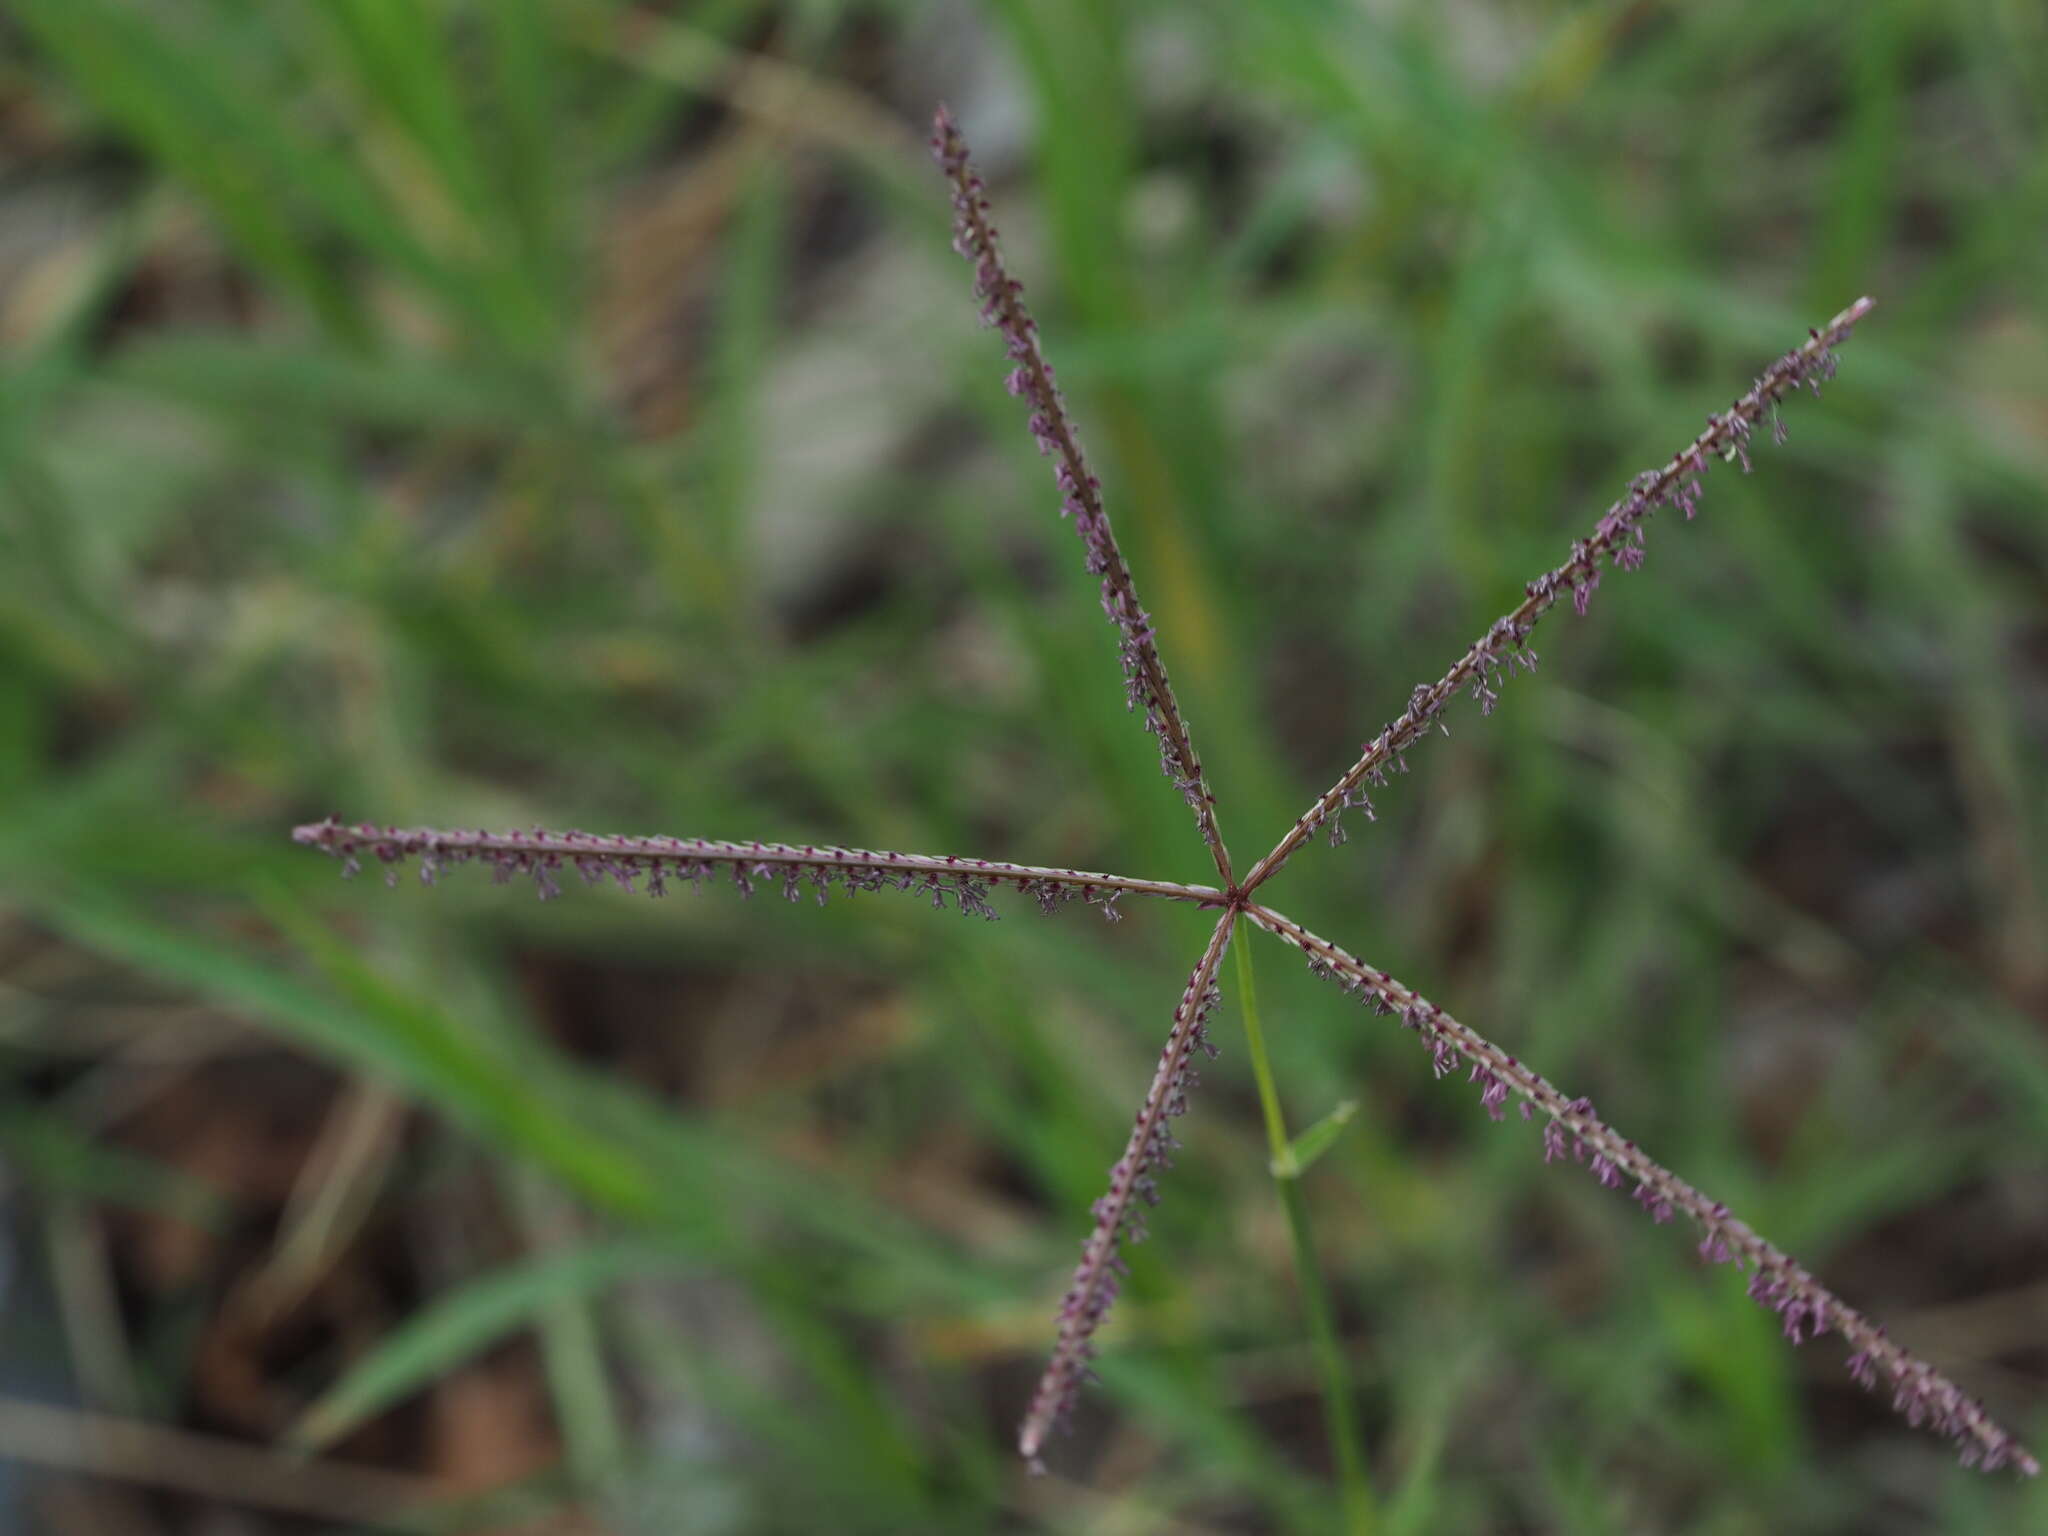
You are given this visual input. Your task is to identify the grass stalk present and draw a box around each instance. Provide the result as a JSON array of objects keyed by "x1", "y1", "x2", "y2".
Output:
[{"x1": 1234, "y1": 939, "x2": 1375, "y2": 1534}]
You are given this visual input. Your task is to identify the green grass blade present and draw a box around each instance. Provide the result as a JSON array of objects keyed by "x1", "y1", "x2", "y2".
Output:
[{"x1": 289, "y1": 1236, "x2": 689, "y2": 1453}]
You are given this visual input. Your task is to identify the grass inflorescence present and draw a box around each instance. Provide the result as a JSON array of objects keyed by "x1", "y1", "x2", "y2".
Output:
[{"x1": 294, "y1": 106, "x2": 2037, "y2": 1486}]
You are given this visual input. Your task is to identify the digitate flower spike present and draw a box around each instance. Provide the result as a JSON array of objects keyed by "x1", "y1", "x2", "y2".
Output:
[
  {"x1": 293, "y1": 104, "x2": 2037, "y2": 1482},
  {"x1": 1243, "y1": 902, "x2": 2037, "y2": 1477},
  {"x1": 1238, "y1": 295, "x2": 1872, "y2": 888},
  {"x1": 931, "y1": 105, "x2": 1233, "y2": 889}
]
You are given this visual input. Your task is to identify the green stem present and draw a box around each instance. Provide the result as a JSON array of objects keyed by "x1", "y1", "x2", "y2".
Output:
[{"x1": 1234, "y1": 938, "x2": 1375, "y2": 1534}]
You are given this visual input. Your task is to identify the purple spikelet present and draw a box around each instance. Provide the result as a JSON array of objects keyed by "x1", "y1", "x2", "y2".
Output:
[
  {"x1": 1248, "y1": 901, "x2": 2038, "y2": 1478},
  {"x1": 291, "y1": 820, "x2": 1226, "y2": 922},
  {"x1": 1238, "y1": 296, "x2": 1874, "y2": 893},
  {"x1": 932, "y1": 107, "x2": 1234, "y2": 889},
  {"x1": 1017, "y1": 910, "x2": 1236, "y2": 1471}
]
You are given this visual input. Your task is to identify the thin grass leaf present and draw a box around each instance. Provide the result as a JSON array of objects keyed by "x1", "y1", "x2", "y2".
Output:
[
  {"x1": 1281, "y1": 1098, "x2": 1358, "y2": 1179},
  {"x1": 290, "y1": 1238, "x2": 690, "y2": 1453},
  {"x1": 32, "y1": 880, "x2": 669, "y2": 1224},
  {"x1": 0, "y1": 1106, "x2": 228, "y2": 1231}
]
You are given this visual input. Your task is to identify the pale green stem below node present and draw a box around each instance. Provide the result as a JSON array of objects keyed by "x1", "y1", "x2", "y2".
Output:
[{"x1": 1233, "y1": 939, "x2": 1376, "y2": 1535}]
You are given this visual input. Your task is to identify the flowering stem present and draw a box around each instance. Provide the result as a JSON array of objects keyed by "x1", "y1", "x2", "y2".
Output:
[
  {"x1": 291, "y1": 819, "x2": 1224, "y2": 916},
  {"x1": 1243, "y1": 901, "x2": 2039, "y2": 1477},
  {"x1": 1235, "y1": 933, "x2": 1293, "y2": 1175},
  {"x1": 1018, "y1": 908, "x2": 1239, "y2": 1467},
  {"x1": 1239, "y1": 298, "x2": 1874, "y2": 896},
  {"x1": 1234, "y1": 939, "x2": 1376, "y2": 1532},
  {"x1": 933, "y1": 107, "x2": 1234, "y2": 887}
]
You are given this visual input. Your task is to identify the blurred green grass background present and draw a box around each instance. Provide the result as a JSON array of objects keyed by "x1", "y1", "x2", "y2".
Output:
[{"x1": 1, "y1": 1, "x2": 2044, "y2": 1531}]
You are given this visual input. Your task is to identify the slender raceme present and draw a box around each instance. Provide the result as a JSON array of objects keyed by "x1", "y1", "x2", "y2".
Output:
[
  {"x1": 932, "y1": 106, "x2": 1234, "y2": 890},
  {"x1": 291, "y1": 819, "x2": 1225, "y2": 918},
  {"x1": 1238, "y1": 297, "x2": 1874, "y2": 895},
  {"x1": 290, "y1": 106, "x2": 2040, "y2": 1484},
  {"x1": 1243, "y1": 900, "x2": 2039, "y2": 1477},
  {"x1": 1017, "y1": 906, "x2": 1238, "y2": 1470}
]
